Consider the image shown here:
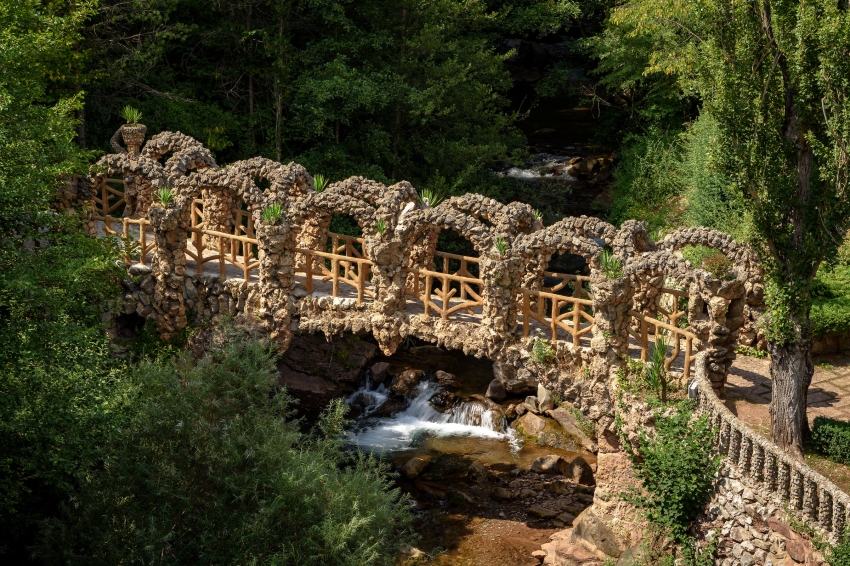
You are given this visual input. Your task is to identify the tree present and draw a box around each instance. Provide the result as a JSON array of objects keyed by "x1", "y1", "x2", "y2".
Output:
[{"x1": 604, "y1": 0, "x2": 850, "y2": 458}]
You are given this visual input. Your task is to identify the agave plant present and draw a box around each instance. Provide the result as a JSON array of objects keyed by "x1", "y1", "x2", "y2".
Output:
[
  {"x1": 154, "y1": 187, "x2": 174, "y2": 206},
  {"x1": 646, "y1": 334, "x2": 670, "y2": 403},
  {"x1": 420, "y1": 188, "x2": 443, "y2": 208},
  {"x1": 262, "y1": 203, "x2": 284, "y2": 225},
  {"x1": 313, "y1": 174, "x2": 329, "y2": 193},
  {"x1": 375, "y1": 218, "x2": 387, "y2": 235},
  {"x1": 533, "y1": 209, "x2": 543, "y2": 220},
  {"x1": 495, "y1": 237, "x2": 508, "y2": 256},
  {"x1": 599, "y1": 249, "x2": 623, "y2": 279},
  {"x1": 120, "y1": 105, "x2": 143, "y2": 124}
]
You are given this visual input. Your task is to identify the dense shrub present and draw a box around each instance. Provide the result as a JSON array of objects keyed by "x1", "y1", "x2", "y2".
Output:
[
  {"x1": 811, "y1": 265, "x2": 850, "y2": 339},
  {"x1": 625, "y1": 401, "x2": 720, "y2": 542},
  {"x1": 34, "y1": 334, "x2": 414, "y2": 565},
  {"x1": 811, "y1": 416, "x2": 850, "y2": 465}
]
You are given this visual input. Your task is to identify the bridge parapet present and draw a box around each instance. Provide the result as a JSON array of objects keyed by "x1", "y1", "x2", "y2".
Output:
[{"x1": 77, "y1": 126, "x2": 765, "y2": 396}]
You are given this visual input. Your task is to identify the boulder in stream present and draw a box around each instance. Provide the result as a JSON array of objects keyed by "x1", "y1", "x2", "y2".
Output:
[
  {"x1": 435, "y1": 370, "x2": 460, "y2": 388},
  {"x1": 401, "y1": 456, "x2": 430, "y2": 479},
  {"x1": 524, "y1": 396, "x2": 540, "y2": 413},
  {"x1": 390, "y1": 369, "x2": 424, "y2": 396},
  {"x1": 531, "y1": 454, "x2": 567, "y2": 475},
  {"x1": 429, "y1": 389, "x2": 456, "y2": 411},
  {"x1": 566, "y1": 456, "x2": 595, "y2": 486},
  {"x1": 537, "y1": 384, "x2": 554, "y2": 412},
  {"x1": 485, "y1": 378, "x2": 506, "y2": 401},
  {"x1": 514, "y1": 412, "x2": 546, "y2": 437},
  {"x1": 546, "y1": 407, "x2": 598, "y2": 453},
  {"x1": 370, "y1": 361, "x2": 390, "y2": 383}
]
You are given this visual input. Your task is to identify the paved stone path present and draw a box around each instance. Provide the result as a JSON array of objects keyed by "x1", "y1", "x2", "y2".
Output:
[{"x1": 725, "y1": 353, "x2": 850, "y2": 433}]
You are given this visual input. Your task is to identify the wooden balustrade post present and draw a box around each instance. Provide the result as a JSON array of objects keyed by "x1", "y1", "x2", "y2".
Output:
[
  {"x1": 424, "y1": 274, "x2": 432, "y2": 317},
  {"x1": 332, "y1": 258, "x2": 339, "y2": 297},
  {"x1": 550, "y1": 297, "x2": 559, "y2": 342}
]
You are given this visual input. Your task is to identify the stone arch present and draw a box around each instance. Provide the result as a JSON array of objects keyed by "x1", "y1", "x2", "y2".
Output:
[
  {"x1": 229, "y1": 158, "x2": 313, "y2": 205},
  {"x1": 397, "y1": 205, "x2": 496, "y2": 257},
  {"x1": 658, "y1": 227, "x2": 762, "y2": 282},
  {"x1": 92, "y1": 153, "x2": 165, "y2": 218},
  {"x1": 443, "y1": 194, "x2": 537, "y2": 239},
  {"x1": 140, "y1": 131, "x2": 218, "y2": 186}
]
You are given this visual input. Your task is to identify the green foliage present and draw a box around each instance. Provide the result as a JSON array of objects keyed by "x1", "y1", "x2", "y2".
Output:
[
  {"x1": 565, "y1": 405, "x2": 596, "y2": 438},
  {"x1": 826, "y1": 526, "x2": 850, "y2": 566},
  {"x1": 153, "y1": 186, "x2": 174, "y2": 206},
  {"x1": 625, "y1": 402, "x2": 721, "y2": 542},
  {"x1": 34, "y1": 334, "x2": 415, "y2": 564},
  {"x1": 645, "y1": 335, "x2": 669, "y2": 403},
  {"x1": 313, "y1": 173, "x2": 329, "y2": 193},
  {"x1": 420, "y1": 188, "x2": 444, "y2": 208},
  {"x1": 262, "y1": 202, "x2": 284, "y2": 225},
  {"x1": 599, "y1": 249, "x2": 623, "y2": 279},
  {"x1": 811, "y1": 416, "x2": 850, "y2": 465},
  {"x1": 700, "y1": 253, "x2": 735, "y2": 281},
  {"x1": 735, "y1": 345, "x2": 769, "y2": 359},
  {"x1": 119, "y1": 105, "x2": 142, "y2": 124},
  {"x1": 495, "y1": 237, "x2": 508, "y2": 256},
  {"x1": 811, "y1": 265, "x2": 850, "y2": 338},
  {"x1": 531, "y1": 338, "x2": 556, "y2": 364},
  {"x1": 375, "y1": 218, "x2": 387, "y2": 235}
]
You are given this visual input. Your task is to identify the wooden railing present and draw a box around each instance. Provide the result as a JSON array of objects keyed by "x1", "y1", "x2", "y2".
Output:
[
  {"x1": 295, "y1": 247, "x2": 374, "y2": 304},
  {"x1": 627, "y1": 308, "x2": 696, "y2": 380},
  {"x1": 90, "y1": 177, "x2": 155, "y2": 265},
  {"x1": 542, "y1": 271, "x2": 592, "y2": 298},
  {"x1": 520, "y1": 288, "x2": 595, "y2": 345},
  {"x1": 186, "y1": 200, "x2": 260, "y2": 280},
  {"x1": 403, "y1": 266, "x2": 484, "y2": 319}
]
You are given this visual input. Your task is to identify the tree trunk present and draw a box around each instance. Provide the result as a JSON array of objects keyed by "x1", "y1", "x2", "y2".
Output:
[{"x1": 769, "y1": 319, "x2": 813, "y2": 461}]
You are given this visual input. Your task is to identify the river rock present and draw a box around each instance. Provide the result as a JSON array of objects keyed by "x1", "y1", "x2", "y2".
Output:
[
  {"x1": 528, "y1": 505, "x2": 559, "y2": 519},
  {"x1": 567, "y1": 456, "x2": 595, "y2": 486},
  {"x1": 556, "y1": 512, "x2": 575, "y2": 526},
  {"x1": 515, "y1": 403, "x2": 528, "y2": 417},
  {"x1": 515, "y1": 412, "x2": 546, "y2": 437},
  {"x1": 430, "y1": 389, "x2": 456, "y2": 411},
  {"x1": 531, "y1": 455, "x2": 568, "y2": 475},
  {"x1": 401, "y1": 457, "x2": 430, "y2": 479},
  {"x1": 485, "y1": 378, "x2": 506, "y2": 401},
  {"x1": 524, "y1": 396, "x2": 540, "y2": 413},
  {"x1": 506, "y1": 368, "x2": 539, "y2": 395},
  {"x1": 546, "y1": 407, "x2": 597, "y2": 452},
  {"x1": 537, "y1": 384, "x2": 554, "y2": 412},
  {"x1": 372, "y1": 397, "x2": 406, "y2": 418},
  {"x1": 491, "y1": 486, "x2": 513, "y2": 501},
  {"x1": 370, "y1": 361, "x2": 390, "y2": 383},
  {"x1": 504, "y1": 403, "x2": 518, "y2": 420},
  {"x1": 435, "y1": 370, "x2": 459, "y2": 388},
  {"x1": 390, "y1": 369, "x2": 424, "y2": 396}
]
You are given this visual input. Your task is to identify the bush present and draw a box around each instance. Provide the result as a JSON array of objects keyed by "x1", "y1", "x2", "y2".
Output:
[
  {"x1": 531, "y1": 339, "x2": 556, "y2": 364},
  {"x1": 625, "y1": 402, "x2": 720, "y2": 542},
  {"x1": 811, "y1": 265, "x2": 850, "y2": 338},
  {"x1": 34, "y1": 334, "x2": 414, "y2": 565},
  {"x1": 827, "y1": 526, "x2": 850, "y2": 566},
  {"x1": 811, "y1": 416, "x2": 850, "y2": 465}
]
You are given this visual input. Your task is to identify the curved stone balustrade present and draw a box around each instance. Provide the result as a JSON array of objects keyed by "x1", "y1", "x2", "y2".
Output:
[
  {"x1": 78, "y1": 127, "x2": 767, "y2": 394},
  {"x1": 691, "y1": 351, "x2": 850, "y2": 534}
]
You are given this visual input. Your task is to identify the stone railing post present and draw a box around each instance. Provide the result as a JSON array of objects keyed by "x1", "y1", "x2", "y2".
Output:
[
  {"x1": 480, "y1": 249, "x2": 521, "y2": 346},
  {"x1": 590, "y1": 270, "x2": 632, "y2": 426},
  {"x1": 256, "y1": 222, "x2": 295, "y2": 350},
  {"x1": 147, "y1": 202, "x2": 188, "y2": 338}
]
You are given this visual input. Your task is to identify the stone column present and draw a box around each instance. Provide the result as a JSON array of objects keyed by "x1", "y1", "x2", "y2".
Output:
[
  {"x1": 480, "y1": 249, "x2": 522, "y2": 354},
  {"x1": 256, "y1": 222, "x2": 295, "y2": 351},
  {"x1": 147, "y1": 203, "x2": 189, "y2": 338},
  {"x1": 296, "y1": 210, "x2": 331, "y2": 273}
]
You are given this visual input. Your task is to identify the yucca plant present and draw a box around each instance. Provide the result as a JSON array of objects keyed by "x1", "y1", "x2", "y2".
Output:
[
  {"x1": 599, "y1": 249, "x2": 623, "y2": 279},
  {"x1": 262, "y1": 203, "x2": 284, "y2": 225},
  {"x1": 313, "y1": 174, "x2": 329, "y2": 193},
  {"x1": 375, "y1": 218, "x2": 387, "y2": 236},
  {"x1": 120, "y1": 105, "x2": 143, "y2": 124},
  {"x1": 646, "y1": 334, "x2": 670, "y2": 403},
  {"x1": 154, "y1": 187, "x2": 174, "y2": 206},
  {"x1": 420, "y1": 188, "x2": 443, "y2": 208},
  {"x1": 495, "y1": 237, "x2": 508, "y2": 256}
]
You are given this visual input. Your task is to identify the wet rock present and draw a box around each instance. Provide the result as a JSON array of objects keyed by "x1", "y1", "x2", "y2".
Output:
[
  {"x1": 531, "y1": 455, "x2": 568, "y2": 475},
  {"x1": 468, "y1": 462, "x2": 487, "y2": 483},
  {"x1": 435, "y1": 370, "x2": 459, "y2": 388},
  {"x1": 429, "y1": 389, "x2": 456, "y2": 411},
  {"x1": 546, "y1": 407, "x2": 597, "y2": 452},
  {"x1": 491, "y1": 486, "x2": 513, "y2": 501},
  {"x1": 503, "y1": 403, "x2": 518, "y2": 420},
  {"x1": 549, "y1": 479, "x2": 570, "y2": 494},
  {"x1": 524, "y1": 396, "x2": 540, "y2": 413},
  {"x1": 372, "y1": 398, "x2": 406, "y2": 418},
  {"x1": 415, "y1": 479, "x2": 446, "y2": 499},
  {"x1": 485, "y1": 378, "x2": 507, "y2": 401},
  {"x1": 537, "y1": 384, "x2": 554, "y2": 412},
  {"x1": 390, "y1": 369, "x2": 424, "y2": 396},
  {"x1": 556, "y1": 512, "x2": 575, "y2": 526},
  {"x1": 401, "y1": 457, "x2": 430, "y2": 479},
  {"x1": 566, "y1": 456, "x2": 595, "y2": 486},
  {"x1": 528, "y1": 505, "x2": 559, "y2": 519},
  {"x1": 370, "y1": 361, "x2": 390, "y2": 383},
  {"x1": 515, "y1": 403, "x2": 528, "y2": 417},
  {"x1": 515, "y1": 412, "x2": 546, "y2": 437}
]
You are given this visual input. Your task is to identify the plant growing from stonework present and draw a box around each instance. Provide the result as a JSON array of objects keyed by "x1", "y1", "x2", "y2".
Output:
[
  {"x1": 313, "y1": 174, "x2": 329, "y2": 192},
  {"x1": 375, "y1": 218, "x2": 387, "y2": 236},
  {"x1": 533, "y1": 209, "x2": 543, "y2": 220},
  {"x1": 495, "y1": 237, "x2": 508, "y2": 256},
  {"x1": 599, "y1": 249, "x2": 623, "y2": 279},
  {"x1": 530, "y1": 338, "x2": 555, "y2": 364},
  {"x1": 120, "y1": 105, "x2": 142, "y2": 124},
  {"x1": 261, "y1": 203, "x2": 284, "y2": 225},
  {"x1": 420, "y1": 188, "x2": 443, "y2": 208},
  {"x1": 646, "y1": 334, "x2": 670, "y2": 403},
  {"x1": 154, "y1": 187, "x2": 174, "y2": 206}
]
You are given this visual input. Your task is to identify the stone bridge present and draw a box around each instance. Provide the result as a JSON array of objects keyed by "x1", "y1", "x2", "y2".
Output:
[{"x1": 57, "y1": 125, "x2": 850, "y2": 548}]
